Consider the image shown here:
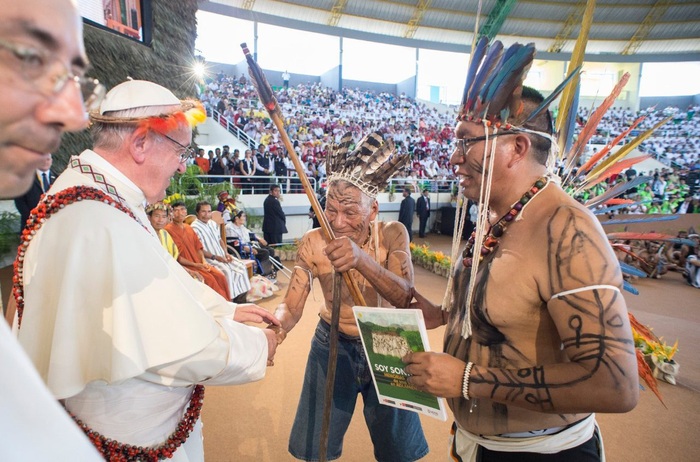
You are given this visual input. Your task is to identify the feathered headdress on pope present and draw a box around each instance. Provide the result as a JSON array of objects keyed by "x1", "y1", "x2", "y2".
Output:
[{"x1": 89, "y1": 79, "x2": 207, "y2": 132}]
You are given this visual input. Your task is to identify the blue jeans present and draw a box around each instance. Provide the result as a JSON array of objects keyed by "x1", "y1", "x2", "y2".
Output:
[{"x1": 289, "y1": 319, "x2": 429, "y2": 462}]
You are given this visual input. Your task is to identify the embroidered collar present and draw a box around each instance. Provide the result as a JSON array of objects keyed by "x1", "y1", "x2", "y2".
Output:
[{"x1": 71, "y1": 150, "x2": 147, "y2": 209}]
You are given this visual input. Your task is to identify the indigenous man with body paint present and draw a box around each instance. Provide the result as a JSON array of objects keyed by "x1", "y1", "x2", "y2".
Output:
[
  {"x1": 272, "y1": 132, "x2": 430, "y2": 462},
  {"x1": 403, "y1": 39, "x2": 638, "y2": 461}
]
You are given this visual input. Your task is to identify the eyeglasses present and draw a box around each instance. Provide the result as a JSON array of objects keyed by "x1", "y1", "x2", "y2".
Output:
[
  {"x1": 453, "y1": 131, "x2": 518, "y2": 153},
  {"x1": 159, "y1": 133, "x2": 196, "y2": 163},
  {"x1": 0, "y1": 38, "x2": 106, "y2": 112}
]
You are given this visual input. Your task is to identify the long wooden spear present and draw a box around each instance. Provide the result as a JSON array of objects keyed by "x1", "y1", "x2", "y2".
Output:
[
  {"x1": 240, "y1": 44, "x2": 364, "y2": 462},
  {"x1": 240, "y1": 43, "x2": 366, "y2": 307}
]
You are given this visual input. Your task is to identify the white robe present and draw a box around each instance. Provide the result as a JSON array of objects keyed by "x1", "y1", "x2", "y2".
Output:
[
  {"x1": 16, "y1": 150, "x2": 269, "y2": 461},
  {"x1": 0, "y1": 319, "x2": 101, "y2": 461}
]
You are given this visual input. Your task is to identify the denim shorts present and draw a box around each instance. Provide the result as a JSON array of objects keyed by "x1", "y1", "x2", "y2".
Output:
[{"x1": 288, "y1": 319, "x2": 429, "y2": 462}]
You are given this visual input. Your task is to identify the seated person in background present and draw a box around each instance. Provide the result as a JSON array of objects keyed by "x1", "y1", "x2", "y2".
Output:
[
  {"x1": 147, "y1": 202, "x2": 205, "y2": 284},
  {"x1": 685, "y1": 234, "x2": 700, "y2": 288},
  {"x1": 665, "y1": 229, "x2": 693, "y2": 269},
  {"x1": 191, "y1": 201, "x2": 251, "y2": 302},
  {"x1": 164, "y1": 201, "x2": 231, "y2": 300},
  {"x1": 226, "y1": 210, "x2": 275, "y2": 276},
  {"x1": 217, "y1": 190, "x2": 238, "y2": 223},
  {"x1": 639, "y1": 240, "x2": 670, "y2": 278}
]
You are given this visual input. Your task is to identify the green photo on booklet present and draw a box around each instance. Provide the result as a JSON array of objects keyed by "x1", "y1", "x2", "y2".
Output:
[{"x1": 353, "y1": 306, "x2": 447, "y2": 421}]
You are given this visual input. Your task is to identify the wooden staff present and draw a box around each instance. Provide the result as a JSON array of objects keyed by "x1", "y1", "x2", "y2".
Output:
[
  {"x1": 318, "y1": 272, "x2": 343, "y2": 461},
  {"x1": 241, "y1": 44, "x2": 365, "y2": 462},
  {"x1": 240, "y1": 43, "x2": 365, "y2": 307}
]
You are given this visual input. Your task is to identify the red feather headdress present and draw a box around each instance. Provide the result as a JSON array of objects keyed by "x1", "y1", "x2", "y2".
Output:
[{"x1": 90, "y1": 99, "x2": 206, "y2": 134}]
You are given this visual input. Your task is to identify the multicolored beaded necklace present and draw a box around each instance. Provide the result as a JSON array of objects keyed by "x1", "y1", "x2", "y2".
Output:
[
  {"x1": 462, "y1": 177, "x2": 548, "y2": 268},
  {"x1": 13, "y1": 185, "x2": 204, "y2": 461}
]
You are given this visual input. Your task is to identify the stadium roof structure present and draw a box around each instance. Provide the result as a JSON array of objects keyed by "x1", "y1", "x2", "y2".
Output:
[{"x1": 200, "y1": 0, "x2": 700, "y2": 62}]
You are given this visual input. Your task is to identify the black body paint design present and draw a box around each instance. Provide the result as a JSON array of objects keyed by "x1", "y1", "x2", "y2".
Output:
[{"x1": 460, "y1": 207, "x2": 634, "y2": 415}]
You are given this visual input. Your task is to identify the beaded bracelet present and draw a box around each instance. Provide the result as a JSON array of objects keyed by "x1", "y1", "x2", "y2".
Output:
[{"x1": 462, "y1": 361, "x2": 474, "y2": 400}]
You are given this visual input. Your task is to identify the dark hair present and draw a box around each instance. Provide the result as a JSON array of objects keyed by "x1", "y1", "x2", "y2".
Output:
[
  {"x1": 195, "y1": 201, "x2": 211, "y2": 213},
  {"x1": 234, "y1": 210, "x2": 246, "y2": 219},
  {"x1": 270, "y1": 184, "x2": 281, "y2": 193},
  {"x1": 170, "y1": 201, "x2": 186, "y2": 209},
  {"x1": 521, "y1": 86, "x2": 553, "y2": 165}
]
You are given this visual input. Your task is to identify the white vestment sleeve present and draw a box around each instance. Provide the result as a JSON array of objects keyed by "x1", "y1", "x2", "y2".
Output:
[
  {"x1": 18, "y1": 199, "x2": 267, "y2": 398},
  {"x1": 142, "y1": 315, "x2": 268, "y2": 386}
]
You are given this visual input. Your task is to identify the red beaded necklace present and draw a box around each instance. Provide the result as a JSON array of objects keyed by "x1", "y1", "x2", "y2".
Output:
[
  {"x1": 462, "y1": 177, "x2": 548, "y2": 268},
  {"x1": 13, "y1": 185, "x2": 204, "y2": 461},
  {"x1": 70, "y1": 384, "x2": 204, "y2": 462}
]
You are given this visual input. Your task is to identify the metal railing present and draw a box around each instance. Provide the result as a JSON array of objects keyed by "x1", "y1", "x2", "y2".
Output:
[
  {"x1": 182, "y1": 174, "x2": 457, "y2": 196},
  {"x1": 208, "y1": 109, "x2": 256, "y2": 149},
  {"x1": 385, "y1": 178, "x2": 458, "y2": 194},
  {"x1": 191, "y1": 174, "x2": 318, "y2": 195}
]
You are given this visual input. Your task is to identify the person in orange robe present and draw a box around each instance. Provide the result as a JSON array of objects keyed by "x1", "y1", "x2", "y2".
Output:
[{"x1": 165, "y1": 201, "x2": 231, "y2": 300}]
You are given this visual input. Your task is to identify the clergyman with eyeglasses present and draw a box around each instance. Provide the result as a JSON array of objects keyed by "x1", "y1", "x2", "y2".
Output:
[
  {"x1": 13, "y1": 79, "x2": 281, "y2": 461},
  {"x1": 0, "y1": 3, "x2": 104, "y2": 200}
]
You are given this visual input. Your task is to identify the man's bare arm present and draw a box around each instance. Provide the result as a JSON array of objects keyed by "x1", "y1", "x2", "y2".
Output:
[
  {"x1": 409, "y1": 289, "x2": 447, "y2": 329},
  {"x1": 197, "y1": 249, "x2": 209, "y2": 265},
  {"x1": 177, "y1": 255, "x2": 204, "y2": 269},
  {"x1": 405, "y1": 206, "x2": 638, "y2": 414},
  {"x1": 273, "y1": 267, "x2": 311, "y2": 334},
  {"x1": 467, "y1": 206, "x2": 638, "y2": 413}
]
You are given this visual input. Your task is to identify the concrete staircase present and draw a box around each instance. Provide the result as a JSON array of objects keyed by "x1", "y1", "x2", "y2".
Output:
[{"x1": 195, "y1": 110, "x2": 252, "y2": 153}]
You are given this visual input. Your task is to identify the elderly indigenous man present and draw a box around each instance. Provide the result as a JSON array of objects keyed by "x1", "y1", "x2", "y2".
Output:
[
  {"x1": 403, "y1": 40, "x2": 638, "y2": 462},
  {"x1": 0, "y1": 0, "x2": 104, "y2": 459},
  {"x1": 164, "y1": 200, "x2": 231, "y2": 299},
  {"x1": 273, "y1": 133, "x2": 429, "y2": 462},
  {"x1": 191, "y1": 200, "x2": 252, "y2": 302},
  {"x1": 14, "y1": 79, "x2": 280, "y2": 462}
]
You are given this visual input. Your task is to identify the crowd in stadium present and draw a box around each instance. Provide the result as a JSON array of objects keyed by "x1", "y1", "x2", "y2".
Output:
[
  {"x1": 196, "y1": 71, "x2": 700, "y2": 213},
  {"x1": 583, "y1": 105, "x2": 700, "y2": 169}
]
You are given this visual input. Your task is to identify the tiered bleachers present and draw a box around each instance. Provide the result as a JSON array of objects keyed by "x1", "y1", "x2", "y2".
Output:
[{"x1": 197, "y1": 72, "x2": 700, "y2": 210}]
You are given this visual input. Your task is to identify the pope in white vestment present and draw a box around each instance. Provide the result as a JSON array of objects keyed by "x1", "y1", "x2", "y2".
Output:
[{"x1": 14, "y1": 79, "x2": 276, "y2": 462}]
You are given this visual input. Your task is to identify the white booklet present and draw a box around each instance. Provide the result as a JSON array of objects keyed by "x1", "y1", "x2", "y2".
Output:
[{"x1": 352, "y1": 306, "x2": 447, "y2": 421}]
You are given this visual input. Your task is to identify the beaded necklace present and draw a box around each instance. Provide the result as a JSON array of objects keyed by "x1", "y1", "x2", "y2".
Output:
[
  {"x1": 462, "y1": 177, "x2": 548, "y2": 268},
  {"x1": 70, "y1": 384, "x2": 204, "y2": 462},
  {"x1": 13, "y1": 185, "x2": 204, "y2": 461}
]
